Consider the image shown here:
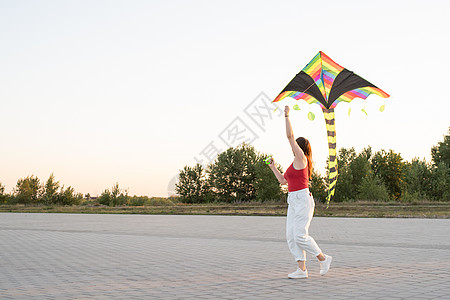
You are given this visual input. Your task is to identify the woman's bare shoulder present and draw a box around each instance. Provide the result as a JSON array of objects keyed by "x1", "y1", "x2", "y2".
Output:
[{"x1": 292, "y1": 156, "x2": 307, "y2": 170}]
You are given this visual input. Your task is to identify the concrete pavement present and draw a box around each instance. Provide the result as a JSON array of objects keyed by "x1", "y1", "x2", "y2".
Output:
[{"x1": 1, "y1": 213, "x2": 449, "y2": 299}]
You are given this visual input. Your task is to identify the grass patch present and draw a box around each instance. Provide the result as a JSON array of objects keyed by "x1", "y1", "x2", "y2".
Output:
[{"x1": 0, "y1": 201, "x2": 449, "y2": 218}]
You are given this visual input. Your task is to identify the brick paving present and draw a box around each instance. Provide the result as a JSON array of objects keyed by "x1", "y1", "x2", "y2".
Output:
[{"x1": 0, "y1": 213, "x2": 449, "y2": 299}]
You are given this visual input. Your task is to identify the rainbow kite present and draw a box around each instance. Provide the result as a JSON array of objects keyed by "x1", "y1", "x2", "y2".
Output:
[{"x1": 273, "y1": 51, "x2": 390, "y2": 206}]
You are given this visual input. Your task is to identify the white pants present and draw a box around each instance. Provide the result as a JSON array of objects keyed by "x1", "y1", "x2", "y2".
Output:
[{"x1": 286, "y1": 188, "x2": 322, "y2": 262}]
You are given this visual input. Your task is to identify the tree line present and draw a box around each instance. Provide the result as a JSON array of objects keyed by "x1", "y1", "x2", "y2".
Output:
[
  {"x1": 175, "y1": 127, "x2": 450, "y2": 203},
  {"x1": 0, "y1": 174, "x2": 83, "y2": 205},
  {"x1": 1, "y1": 127, "x2": 448, "y2": 206},
  {"x1": 0, "y1": 176, "x2": 173, "y2": 206}
]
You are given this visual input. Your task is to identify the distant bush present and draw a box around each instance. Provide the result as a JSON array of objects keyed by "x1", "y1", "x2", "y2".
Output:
[
  {"x1": 126, "y1": 196, "x2": 176, "y2": 206},
  {"x1": 127, "y1": 196, "x2": 146, "y2": 206},
  {"x1": 401, "y1": 191, "x2": 423, "y2": 203},
  {"x1": 14, "y1": 175, "x2": 41, "y2": 204},
  {"x1": 144, "y1": 197, "x2": 176, "y2": 206},
  {"x1": 357, "y1": 175, "x2": 390, "y2": 201},
  {"x1": 98, "y1": 183, "x2": 129, "y2": 207},
  {"x1": 0, "y1": 182, "x2": 9, "y2": 204},
  {"x1": 56, "y1": 185, "x2": 83, "y2": 206}
]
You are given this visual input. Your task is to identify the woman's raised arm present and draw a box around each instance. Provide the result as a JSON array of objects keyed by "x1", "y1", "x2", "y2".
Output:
[{"x1": 284, "y1": 106, "x2": 305, "y2": 161}]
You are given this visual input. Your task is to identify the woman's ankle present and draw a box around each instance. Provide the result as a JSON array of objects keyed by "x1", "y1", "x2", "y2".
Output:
[
  {"x1": 317, "y1": 253, "x2": 325, "y2": 261},
  {"x1": 297, "y1": 260, "x2": 306, "y2": 271}
]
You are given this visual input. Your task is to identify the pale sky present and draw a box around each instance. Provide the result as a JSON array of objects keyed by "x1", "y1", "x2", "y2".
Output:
[{"x1": 1, "y1": 0, "x2": 449, "y2": 197}]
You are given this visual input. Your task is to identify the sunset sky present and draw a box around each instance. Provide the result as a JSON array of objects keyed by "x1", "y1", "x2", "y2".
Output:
[{"x1": 1, "y1": 0, "x2": 449, "y2": 197}]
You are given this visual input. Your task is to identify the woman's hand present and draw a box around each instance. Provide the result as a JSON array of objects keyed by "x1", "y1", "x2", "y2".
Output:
[
  {"x1": 284, "y1": 105, "x2": 290, "y2": 117},
  {"x1": 267, "y1": 156, "x2": 287, "y2": 185},
  {"x1": 267, "y1": 156, "x2": 275, "y2": 168}
]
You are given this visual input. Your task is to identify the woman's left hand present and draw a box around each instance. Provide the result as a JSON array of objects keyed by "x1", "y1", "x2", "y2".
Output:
[{"x1": 284, "y1": 105, "x2": 290, "y2": 117}]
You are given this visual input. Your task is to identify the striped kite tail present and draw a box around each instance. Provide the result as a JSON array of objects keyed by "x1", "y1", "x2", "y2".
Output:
[{"x1": 322, "y1": 108, "x2": 337, "y2": 208}]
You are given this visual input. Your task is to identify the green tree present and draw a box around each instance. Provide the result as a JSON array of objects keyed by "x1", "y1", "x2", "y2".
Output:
[
  {"x1": 327, "y1": 146, "x2": 394, "y2": 202},
  {"x1": 0, "y1": 182, "x2": 8, "y2": 204},
  {"x1": 177, "y1": 144, "x2": 283, "y2": 203},
  {"x1": 98, "y1": 183, "x2": 129, "y2": 206},
  {"x1": 334, "y1": 147, "x2": 357, "y2": 201},
  {"x1": 309, "y1": 169, "x2": 328, "y2": 202},
  {"x1": 110, "y1": 182, "x2": 129, "y2": 206},
  {"x1": 98, "y1": 189, "x2": 111, "y2": 206},
  {"x1": 431, "y1": 127, "x2": 450, "y2": 167},
  {"x1": 429, "y1": 127, "x2": 450, "y2": 201},
  {"x1": 175, "y1": 163, "x2": 211, "y2": 203},
  {"x1": 349, "y1": 147, "x2": 373, "y2": 189},
  {"x1": 42, "y1": 173, "x2": 60, "y2": 204},
  {"x1": 14, "y1": 175, "x2": 42, "y2": 204},
  {"x1": 127, "y1": 195, "x2": 147, "y2": 206},
  {"x1": 357, "y1": 175, "x2": 390, "y2": 201},
  {"x1": 253, "y1": 152, "x2": 283, "y2": 202},
  {"x1": 207, "y1": 143, "x2": 258, "y2": 202},
  {"x1": 429, "y1": 162, "x2": 450, "y2": 201},
  {"x1": 403, "y1": 158, "x2": 432, "y2": 200},
  {"x1": 371, "y1": 149, "x2": 405, "y2": 200},
  {"x1": 57, "y1": 185, "x2": 82, "y2": 205}
]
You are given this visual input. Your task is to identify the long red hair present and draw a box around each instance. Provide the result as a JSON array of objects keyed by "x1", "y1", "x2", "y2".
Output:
[{"x1": 296, "y1": 137, "x2": 313, "y2": 179}]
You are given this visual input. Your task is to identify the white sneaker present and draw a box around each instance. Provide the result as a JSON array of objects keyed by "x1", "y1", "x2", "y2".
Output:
[
  {"x1": 288, "y1": 267, "x2": 308, "y2": 279},
  {"x1": 319, "y1": 254, "x2": 332, "y2": 275}
]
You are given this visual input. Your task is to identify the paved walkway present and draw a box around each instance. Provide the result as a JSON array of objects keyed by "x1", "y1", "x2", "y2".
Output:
[{"x1": 0, "y1": 213, "x2": 449, "y2": 299}]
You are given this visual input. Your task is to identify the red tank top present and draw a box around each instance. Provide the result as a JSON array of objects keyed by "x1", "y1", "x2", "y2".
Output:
[{"x1": 284, "y1": 162, "x2": 309, "y2": 192}]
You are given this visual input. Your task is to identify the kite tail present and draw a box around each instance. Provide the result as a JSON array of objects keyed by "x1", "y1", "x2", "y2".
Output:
[{"x1": 322, "y1": 108, "x2": 337, "y2": 208}]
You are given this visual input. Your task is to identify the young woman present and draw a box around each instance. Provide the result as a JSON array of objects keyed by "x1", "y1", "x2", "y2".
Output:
[{"x1": 268, "y1": 105, "x2": 332, "y2": 279}]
